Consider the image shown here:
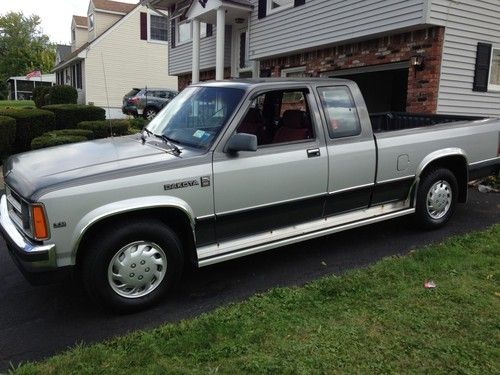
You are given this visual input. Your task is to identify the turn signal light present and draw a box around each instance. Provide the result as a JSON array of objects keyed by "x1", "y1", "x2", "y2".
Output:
[{"x1": 31, "y1": 204, "x2": 49, "y2": 240}]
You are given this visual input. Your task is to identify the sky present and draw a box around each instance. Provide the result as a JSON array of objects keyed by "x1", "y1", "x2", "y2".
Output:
[{"x1": 0, "y1": 0, "x2": 139, "y2": 45}]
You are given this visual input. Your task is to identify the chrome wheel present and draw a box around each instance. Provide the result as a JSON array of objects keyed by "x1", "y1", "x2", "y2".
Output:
[
  {"x1": 426, "y1": 180, "x2": 452, "y2": 219},
  {"x1": 145, "y1": 109, "x2": 157, "y2": 120},
  {"x1": 107, "y1": 241, "x2": 167, "y2": 299}
]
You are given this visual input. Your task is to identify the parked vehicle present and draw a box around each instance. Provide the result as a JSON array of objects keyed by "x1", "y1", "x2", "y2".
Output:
[
  {"x1": 1, "y1": 79, "x2": 499, "y2": 312},
  {"x1": 122, "y1": 88, "x2": 178, "y2": 119}
]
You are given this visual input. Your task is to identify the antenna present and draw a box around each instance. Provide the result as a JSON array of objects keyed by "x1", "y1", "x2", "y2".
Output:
[{"x1": 100, "y1": 52, "x2": 113, "y2": 137}]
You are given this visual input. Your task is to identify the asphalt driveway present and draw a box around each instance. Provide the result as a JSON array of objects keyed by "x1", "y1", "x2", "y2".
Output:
[{"x1": 0, "y1": 189, "x2": 499, "y2": 371}]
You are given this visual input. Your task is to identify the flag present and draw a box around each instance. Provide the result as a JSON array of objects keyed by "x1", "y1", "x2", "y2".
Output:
[{"x1": 26, "y1": 70, "x2": 42, "y2": 80}]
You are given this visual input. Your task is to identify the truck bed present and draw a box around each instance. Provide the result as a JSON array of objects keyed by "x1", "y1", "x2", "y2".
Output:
[{"x1": 369, "y1": 112, "x2": 484, "y2": 133}]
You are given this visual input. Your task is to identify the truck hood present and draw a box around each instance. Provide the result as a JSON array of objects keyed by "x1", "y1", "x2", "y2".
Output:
[{"x1": 3, "y1": 135, "x2": 204, "y2": 200}]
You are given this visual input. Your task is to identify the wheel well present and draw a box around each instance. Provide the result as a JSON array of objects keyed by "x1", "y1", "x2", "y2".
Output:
[
  {"x1": 420, "y1": 155, "x2": 468, "y2": 203},
  {"x1": 76, "y1": 207, "x2": 197, "y2": 267}
]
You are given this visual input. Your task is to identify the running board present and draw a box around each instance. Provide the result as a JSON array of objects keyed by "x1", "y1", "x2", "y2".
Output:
[{"x1": 197, "y1": 202, "x2": 415, "y2": 267}]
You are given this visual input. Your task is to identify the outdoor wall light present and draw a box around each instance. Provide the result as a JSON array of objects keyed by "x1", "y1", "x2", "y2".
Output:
[{"x1": 410, "y1": 54, "x2": 425, "y2": 71}]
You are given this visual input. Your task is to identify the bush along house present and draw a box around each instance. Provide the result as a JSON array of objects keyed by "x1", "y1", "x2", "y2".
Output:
[
  {"x1": 52, "y1": 0, "x2": 178, "y2": 118},
  {"x1": 142, "y1": 0, "x2": 500, "y2": 117}
]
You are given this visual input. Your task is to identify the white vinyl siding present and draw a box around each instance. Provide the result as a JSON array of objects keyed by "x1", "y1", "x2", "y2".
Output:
[
  {"x1": 249, "y1": 0, "x2": 426, "y2": 60},
  {"x1": 429, "y1": 0, "x2": 500, "y2": 117},
  {"x1": 169, "y1": 25, "x2": 232, "y2": 75},
  {"x1": 84, "y1": 6, "x2": 177, "y2": 115}
]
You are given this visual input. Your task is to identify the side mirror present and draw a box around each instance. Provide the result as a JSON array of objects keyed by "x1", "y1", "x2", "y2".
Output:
[{"x1": 226, "y1": 133, "x2": 257, "y2": 153}]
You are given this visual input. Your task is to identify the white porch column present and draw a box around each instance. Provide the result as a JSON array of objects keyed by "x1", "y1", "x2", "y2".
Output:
[
  {"x1": 216, "y1": 7, "x2": 226, "y2": 80},
  {"x1": 192, "y1": 19, "x2": 200, "y2": 84},
  {"x1": 14, "y1": 79, "x2": 17, "y2": 100}
]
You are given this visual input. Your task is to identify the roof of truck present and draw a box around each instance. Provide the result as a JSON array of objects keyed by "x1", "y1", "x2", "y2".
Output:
[{"x1": 191, "y1": 78, "x2": 353, "y2": 90}]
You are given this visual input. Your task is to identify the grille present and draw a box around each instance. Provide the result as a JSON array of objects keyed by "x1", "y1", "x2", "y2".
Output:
[{"x1": 5, "y1": 185, "x2": 31, "y2": 233}]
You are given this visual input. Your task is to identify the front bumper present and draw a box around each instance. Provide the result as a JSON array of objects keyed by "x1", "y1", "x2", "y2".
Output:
[
  {"x1": 0, "y1": 195, "x2": 66, "y2": 284},
  {"x1": 122, "y1": 105, "x2": 138, "y2": 116}
]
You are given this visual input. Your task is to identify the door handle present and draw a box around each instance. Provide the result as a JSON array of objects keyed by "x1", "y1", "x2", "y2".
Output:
[{"x1": 307, "y1": 148, "x2": 321, "y2": 158}]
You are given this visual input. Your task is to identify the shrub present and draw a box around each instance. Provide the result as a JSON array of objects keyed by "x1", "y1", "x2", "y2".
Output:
[
  {"x1": 129, "y1": 116, "x2": 147, "y2": 130},
  {"x1": 47, "y1": 85, "x2": 78, "y2": 105},
  {"x1": 31, "y1": 135, "x2": 88, "y2": 150},
  {"x1": 42, "y1": 104, "x2": 105, "y2": 130},
  {"x1": 0, "y1": 108, "x2": 55, "y2": 153},
  {"x1": 32, "y1": 86, "x2": 51, "y2": 108},
  {"x1": 77, "y1": 119, "x2": 130, "y2": 139},
  {"x1": 43, "y1": 129, "x2": 94, "y2": 140},
  {"x1": 0, "y1": 115, "x2": 16, "y2": 158}
]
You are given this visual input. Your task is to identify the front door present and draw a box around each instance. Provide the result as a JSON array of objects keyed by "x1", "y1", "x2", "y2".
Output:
[{"x1": 212, "y1": 87, "x2": 329, "y2": 242}]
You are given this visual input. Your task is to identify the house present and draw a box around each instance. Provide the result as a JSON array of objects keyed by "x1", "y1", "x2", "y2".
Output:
[
  {"x1": 143, "y1": 0, "x2": 500, "y2": 117},
  {"x1": 53, "y1": 0, "x2": 178, "y2": 118},
  {"x1": 6, "y1": 75, "x2": 55, "y2": 100}
]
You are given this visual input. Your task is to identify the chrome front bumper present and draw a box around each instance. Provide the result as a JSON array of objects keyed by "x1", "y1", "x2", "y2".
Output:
[{"x1": 0, "y1": 195, "x2": 57, "y2": 273}]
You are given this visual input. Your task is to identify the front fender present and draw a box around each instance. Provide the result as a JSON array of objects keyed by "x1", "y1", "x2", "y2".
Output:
[{"x1": 70, "y1": 195, "x2": 195, "y2": 263}]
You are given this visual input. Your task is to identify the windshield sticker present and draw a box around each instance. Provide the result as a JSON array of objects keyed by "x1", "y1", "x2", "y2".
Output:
[{"x1": 193, "y1": 130, "x2": 206, "y2": 138}]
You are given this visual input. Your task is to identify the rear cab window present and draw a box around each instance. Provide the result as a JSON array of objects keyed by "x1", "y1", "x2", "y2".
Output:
[{"x1": 317, "y1": 86, "x2": 361, "y2": 139}]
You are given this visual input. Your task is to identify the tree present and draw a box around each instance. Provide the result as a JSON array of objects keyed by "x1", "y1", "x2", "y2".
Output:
[{"x1": 0, "y1": 12, "x2": 55, "y2": 81}]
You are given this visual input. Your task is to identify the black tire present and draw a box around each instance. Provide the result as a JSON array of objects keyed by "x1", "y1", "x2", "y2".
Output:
[
  {"x1": 80, "y1": 220, "x2": 183, "y2": 313},
  {"x1": 415, "y1": 168, "x2": 458, "y2": 229},
  {"x1": 143, "y1": 106, "x2": 158, "y2": 120}
]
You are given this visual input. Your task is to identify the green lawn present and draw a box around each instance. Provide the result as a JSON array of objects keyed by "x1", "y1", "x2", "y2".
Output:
[
  {"x1": 11, "y1": 226, "x2": 500, "y2": 375},
  {"x1": 0, "y1": 100, "x2": 35, "y2": 108}
]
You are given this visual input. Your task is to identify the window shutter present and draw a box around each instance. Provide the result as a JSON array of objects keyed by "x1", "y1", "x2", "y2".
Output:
[
  {"x1": 206, "y1": 24, "x2": 213, "y2": 37},
  {"x1": 294, "y1": 0, "x2": 306, "y2": 6},
  {"x1": 140, "y1": 12, "x2": 148, "y2": 40},
  {"x1": 258, "y1": 0, "x2": 266, "y2": 19},
  {"x1": 170, "y1": 5, "x2": 176, "y2": 48},
  {"x1": 473, "y1": 42, "x2": 492, "y2": 92},
  {"x1": 240, "y1": 32, "x2": 246, "y2": 68}
]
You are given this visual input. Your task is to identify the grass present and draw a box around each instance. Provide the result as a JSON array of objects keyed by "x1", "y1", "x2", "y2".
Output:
[
  {"x1": 10, "y1": 226, "x2": 500, "y2": 375},
  {"x1": 0, "y1": 100, "x2": 35, "y2": 108}
]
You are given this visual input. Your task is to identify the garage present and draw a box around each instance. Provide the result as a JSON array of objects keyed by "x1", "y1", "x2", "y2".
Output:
[{"x1": 323, "y1": 62, "x2": 409, "y2": 113}]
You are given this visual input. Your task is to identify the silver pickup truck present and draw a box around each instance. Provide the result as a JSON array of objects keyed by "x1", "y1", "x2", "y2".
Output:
[{"x1": 1, "y1": 79, "x2": 499, "y2": 311}]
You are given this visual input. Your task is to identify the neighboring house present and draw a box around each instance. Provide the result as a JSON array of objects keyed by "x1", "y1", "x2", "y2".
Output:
[
  {"x1": 53, "y1": 0, "x2": 178, "y2": 118},
  {"x1": 6, "y1": 75, "x2": 55, "y2": 100},
  {"x1": 55, "y1": 44, "x2": 71, "y2": 65},
  {"x1": 144, "y1": 0, "x2": 500, "y2": 117}
]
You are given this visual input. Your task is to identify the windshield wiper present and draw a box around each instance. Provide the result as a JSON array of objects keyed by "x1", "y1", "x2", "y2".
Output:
[
  {"x1": 154, "y1": 133, "x2": 182, "y2": 156},
  {"x1": 140, "y1": 127, "x2": 154, "y2": 143}
]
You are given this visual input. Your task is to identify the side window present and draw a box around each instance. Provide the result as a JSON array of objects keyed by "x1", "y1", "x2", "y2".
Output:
[
  {"x1": 318, "y1": 86, "x2": 361, "y2": 139},
  {"x1": 236, "y1": 89, "x2": 314, "y2": 146}
]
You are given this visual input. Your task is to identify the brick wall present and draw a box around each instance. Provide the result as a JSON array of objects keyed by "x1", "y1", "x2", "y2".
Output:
[
  {"x1": 260, "y1": 27, "x2": 445, "y2": 113},
  {"x1": 178, "y1": 68, "x2": 232, "y2": 91}
]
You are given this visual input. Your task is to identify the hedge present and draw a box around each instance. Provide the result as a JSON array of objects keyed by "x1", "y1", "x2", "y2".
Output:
[
  {"x1": 42, "y1": 129, "x2": 94, "y2": 140},
  {"x1": 42, "y1": 104, "x2": 105, "y2": 130},
  {"x1": 77, "y1": 119, "x2": 129, "y2": 138},
  {"x1": 0, "y1": 108, "x2": 55, "y2": 153},
  {"x1": 32, "y1": 86, "x2": 51, "y2": 108},
  {"x1": 31, "y1": 135, "x2": 88, "y2": 150},
  {"x1": 0, "y1": 115, "x2": 16, "y2": 158},
  {"x1": 48, "y1": 85, "x2": 78, "y2": 105}
]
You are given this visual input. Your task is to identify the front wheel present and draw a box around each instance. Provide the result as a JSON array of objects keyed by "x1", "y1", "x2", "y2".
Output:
[
  {"x1": 415, "y1": 168, "x2": 458, "y2": 229},
  {"x1": 80, "y1": 220, "x2": 183, "y2": 313}
]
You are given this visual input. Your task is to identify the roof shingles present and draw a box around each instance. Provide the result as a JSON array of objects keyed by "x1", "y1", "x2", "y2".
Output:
[
  {"x1": 92, "y1": 0, "x2": 137, "y2": 14},
  {"x1": 73, "y1": 15, "x2": 88, "y2": 27}
]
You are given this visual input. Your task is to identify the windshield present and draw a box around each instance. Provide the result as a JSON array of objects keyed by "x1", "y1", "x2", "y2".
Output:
[{"x1": 146, "y1": 86, "x2": 245, "y2": 150}]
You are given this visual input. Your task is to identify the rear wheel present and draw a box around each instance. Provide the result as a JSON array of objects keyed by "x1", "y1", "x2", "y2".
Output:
[
  {"x1": 80, "y1": 220, "x2": 183, "y2": 313},
  {"x1": 143, "y1": 107, "x2": 158, "y2": 120},
  {"x1": 415, "y1": 168, "x2": 458, "y2": 229}
]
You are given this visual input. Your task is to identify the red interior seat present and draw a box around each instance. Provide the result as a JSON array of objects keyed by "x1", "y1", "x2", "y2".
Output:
[{"x1": 272, "y1": 110, "x2": 312, "y2": 143}]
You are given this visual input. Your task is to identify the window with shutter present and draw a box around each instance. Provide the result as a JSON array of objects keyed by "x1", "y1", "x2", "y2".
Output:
[
  {"x1": 489, "y1": 47, "x2": 500, "y2": 91},
  {"x1": 260, "y1": 0, "x2": 305, "y2": 18},
  {"x1": 473, "y1": 43, "x2": 492, "y2": 92}
]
